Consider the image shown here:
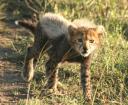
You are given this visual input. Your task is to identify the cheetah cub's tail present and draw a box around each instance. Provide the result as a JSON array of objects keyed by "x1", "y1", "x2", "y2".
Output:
[{"x1": 15, "y1": 19, "x2": 37, "y2": 34}]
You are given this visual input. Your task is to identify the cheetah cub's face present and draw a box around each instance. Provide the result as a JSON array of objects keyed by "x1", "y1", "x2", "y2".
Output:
[{"x1": 68, "y1": 25, "x2": 104, "y2": 57}]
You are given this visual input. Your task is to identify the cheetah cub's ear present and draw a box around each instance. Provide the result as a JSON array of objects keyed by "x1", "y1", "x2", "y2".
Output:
[
  {"x1": 96, "y1": 25, "x2": 106, "y2": 37},
  {"x1": 68, "y1": 25, "x2": 77, "y2": 36}
]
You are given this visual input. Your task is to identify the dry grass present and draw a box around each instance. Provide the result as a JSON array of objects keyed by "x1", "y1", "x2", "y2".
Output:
[{"x1": 0, "y1": 0, "x2": 128, "y2": 105}]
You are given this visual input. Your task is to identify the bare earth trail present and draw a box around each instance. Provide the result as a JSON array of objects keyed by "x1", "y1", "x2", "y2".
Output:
[{"x1": 0, "y1": 21, "x2": 28, "y2": 105}]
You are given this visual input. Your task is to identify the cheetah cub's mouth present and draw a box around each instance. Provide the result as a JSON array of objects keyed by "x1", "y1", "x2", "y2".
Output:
[{"x1": 80, "y1": 45, "x2": 96, "y2": 57}]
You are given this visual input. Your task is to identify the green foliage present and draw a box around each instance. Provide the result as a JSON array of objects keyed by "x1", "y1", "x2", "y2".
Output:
[
  {"x1": 0, "y1": 0, "x2": 128, "y2": 105},
  {"x1": 0, "y1": 0, "x2": 127, "y2": 21},
  {"x1": 0, "y1": 0, "x2": 31, "y2": 19}
]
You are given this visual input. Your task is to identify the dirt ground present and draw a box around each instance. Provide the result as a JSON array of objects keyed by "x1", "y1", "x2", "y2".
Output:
[{"x1": 0, "y1": 20, "x2": 28, "y2": 105}]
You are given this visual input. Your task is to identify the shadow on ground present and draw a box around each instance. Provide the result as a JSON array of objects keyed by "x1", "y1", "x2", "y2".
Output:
[{"x1": 0, "y1": 21, "x2": 30, "y2": 104}]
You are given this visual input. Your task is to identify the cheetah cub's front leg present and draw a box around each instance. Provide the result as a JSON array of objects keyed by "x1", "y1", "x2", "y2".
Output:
[{"x1": 40, "y1": 60, "x2": 64, "y2": 96}]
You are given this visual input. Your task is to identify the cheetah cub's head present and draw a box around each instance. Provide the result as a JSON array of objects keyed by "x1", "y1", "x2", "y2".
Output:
[{"x1": 68, "y1": 25, "x2": 104, "y2": 57}]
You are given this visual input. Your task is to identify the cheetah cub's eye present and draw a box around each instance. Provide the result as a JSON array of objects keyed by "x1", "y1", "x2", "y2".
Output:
[
  {"x1": 78, "y1": 39, "x2": 83, "y2": 42},
  {"x1": 89, "y1": 40, "x2": 94, "y2": 43},
  {"x1": 79, "y1": 32, "x2": 84, "y2": 36}
]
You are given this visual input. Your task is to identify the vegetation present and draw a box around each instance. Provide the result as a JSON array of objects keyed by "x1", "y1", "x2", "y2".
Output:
[{"x1": 0, "y1": 0, "x2": 128, "y2": 105}]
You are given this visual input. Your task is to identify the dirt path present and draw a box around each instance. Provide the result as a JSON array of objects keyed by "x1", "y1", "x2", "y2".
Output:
[{"x1": 0, "y1": 21, "x2": 27, "y2": 105}]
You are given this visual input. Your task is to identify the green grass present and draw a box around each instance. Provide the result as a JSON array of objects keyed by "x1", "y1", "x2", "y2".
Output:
[
  {"x1": 1, "y1": 0, "x2": 128, "y2": 104},
  {"x1": 14, "y1": 22, "x2": 128, "y2": 105}
]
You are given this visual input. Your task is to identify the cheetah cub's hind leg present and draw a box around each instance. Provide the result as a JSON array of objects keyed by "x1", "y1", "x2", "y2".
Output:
[
  {"x1": 22, "y1": 43, "x2": 43, "y2": 82},
  {"x1": 22, "y1": 46, "x2": 35, "y2": 82}
]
